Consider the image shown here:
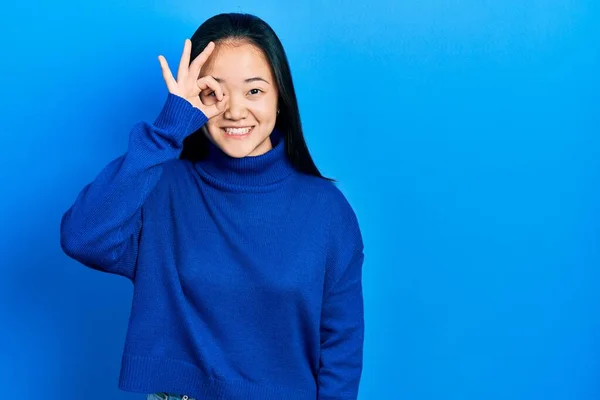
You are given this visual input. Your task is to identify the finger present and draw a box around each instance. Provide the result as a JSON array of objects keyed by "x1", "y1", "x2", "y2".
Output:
[
  {"x1": 158, "y1": 55, "x2": 177, "y2": 91},
  {"x1": 197, "y1": 75, "x2": 224, "y2": 100},
  {"x1": 177, "y1": 39, "x2": 191, "y2": 82},
  {"x1": 189, "y1": 41, "x2": 216, "y2": 79},
  {"x1": 204, "y1": 95, "x2": 228, "y2": 118}
]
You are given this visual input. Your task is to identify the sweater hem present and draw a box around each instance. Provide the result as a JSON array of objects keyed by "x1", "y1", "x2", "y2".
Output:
[{"x1": 118, "y1": 353, "x2": 316, "y2": 400}]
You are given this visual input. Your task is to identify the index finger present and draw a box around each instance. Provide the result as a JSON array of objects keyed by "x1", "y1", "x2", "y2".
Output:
[
  {"x1": 189, "y1": 41, "x2": 216, "y2": 78},
  {"x1": 177, "y1": 39, "x2": 192, "y2": 82}
]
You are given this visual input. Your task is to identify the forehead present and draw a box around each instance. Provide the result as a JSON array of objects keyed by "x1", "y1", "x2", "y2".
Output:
[{"x1": 200, "y1": 42, "x2": 273, "y2": 82}]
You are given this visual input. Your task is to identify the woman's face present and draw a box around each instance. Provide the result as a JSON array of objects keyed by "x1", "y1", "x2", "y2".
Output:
[{"x1": 199, "y1": 41, "x2": 279, "y2": 158}]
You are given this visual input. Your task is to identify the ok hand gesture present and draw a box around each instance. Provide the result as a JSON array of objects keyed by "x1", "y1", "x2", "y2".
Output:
[{"x1": 158, "y1": 39, "x2": 227, "y2": 119}]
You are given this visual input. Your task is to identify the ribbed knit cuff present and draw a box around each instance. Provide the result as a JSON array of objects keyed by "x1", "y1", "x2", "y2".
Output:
[{"x1": 153, "y1": 93, "x2": 209, "y2": 143}]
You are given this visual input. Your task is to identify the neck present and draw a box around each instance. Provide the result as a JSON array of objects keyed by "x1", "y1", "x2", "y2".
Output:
[{"x1": 194, "y1": 127, "x2": 295, "y2": 190}]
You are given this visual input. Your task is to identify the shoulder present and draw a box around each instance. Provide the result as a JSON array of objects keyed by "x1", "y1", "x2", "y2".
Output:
[
  {"x1": 293, "y1": 173, "x2": 355, "y2": 211},
  {"x1": 294, "y1": 173, "x2": 363, "y2": 249},
  {"x1": 143, "y1": 158, "x2": 194, "y2": 199}
]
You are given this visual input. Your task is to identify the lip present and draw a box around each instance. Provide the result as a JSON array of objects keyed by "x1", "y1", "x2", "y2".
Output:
[{"x1": 221, "y1": 126, "x2": 254, "y2": 139}]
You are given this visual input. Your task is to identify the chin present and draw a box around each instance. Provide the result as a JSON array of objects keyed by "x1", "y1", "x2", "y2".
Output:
[{"x1": 220, "y1": 144, "x2": 254, "y2": 158}]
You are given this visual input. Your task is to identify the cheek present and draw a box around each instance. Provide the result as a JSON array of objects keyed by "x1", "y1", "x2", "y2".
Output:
[
  {"x1": 205, "y1": 119, "x2": 224, "y2": 137},
  {"x1": 206, "y1": 119, "x2": 219, "y2": 130},
  {"x1": 252, "y1": 100, "x2": 278, "y2": 120}
]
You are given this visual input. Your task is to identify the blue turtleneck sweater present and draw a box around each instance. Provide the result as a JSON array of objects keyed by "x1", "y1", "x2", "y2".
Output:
[{"x1": 60, "y1": 93, "x2": 365, "y2": 400}]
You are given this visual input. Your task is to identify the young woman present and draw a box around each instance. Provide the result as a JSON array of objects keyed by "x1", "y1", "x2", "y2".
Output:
[{"x1": 60, "y1": 12, "x2": 365, "y2": 400}]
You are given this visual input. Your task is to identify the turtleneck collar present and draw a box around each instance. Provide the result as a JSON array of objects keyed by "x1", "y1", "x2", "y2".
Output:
[{"x1": 193, "y1": 127, "x2": 295, "y2": 190}]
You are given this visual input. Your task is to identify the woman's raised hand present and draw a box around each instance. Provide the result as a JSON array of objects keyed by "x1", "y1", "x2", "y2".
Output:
[{"x1": 158, "y1": 39, "x2": 227, "y2": 119}]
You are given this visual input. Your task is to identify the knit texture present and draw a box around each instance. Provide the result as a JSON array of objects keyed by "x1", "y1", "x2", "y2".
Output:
[{"x1": 60, "y1": 93, "x2": 365, "y2": 400}]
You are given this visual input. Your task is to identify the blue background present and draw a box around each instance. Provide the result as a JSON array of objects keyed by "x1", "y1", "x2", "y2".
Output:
[{"x1": 1, "y1": 1, "x2": 598, "y2": 399}]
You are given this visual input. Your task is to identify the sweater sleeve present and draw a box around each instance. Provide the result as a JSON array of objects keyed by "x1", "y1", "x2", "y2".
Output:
[
  {"x1": 317, "y1": 193, "x2": 366, "y2": 400},
  {"x1": 60, "y1": 93, "x2": 208, "y2": 281}
]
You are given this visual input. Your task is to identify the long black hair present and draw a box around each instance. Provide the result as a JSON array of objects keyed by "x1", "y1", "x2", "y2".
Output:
[{"x1": 179, "y1": 12, "x2": 334, "y2": 182}]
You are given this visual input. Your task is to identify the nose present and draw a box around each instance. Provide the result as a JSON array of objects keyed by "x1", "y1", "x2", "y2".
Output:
[{"x1": 223, "y1": 92, "x2": 248, "y2": 120}]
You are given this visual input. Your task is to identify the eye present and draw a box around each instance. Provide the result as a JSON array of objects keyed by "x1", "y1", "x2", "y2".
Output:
[{"x1": 249, "y1": 88, "x2": 263, "y2": 95}]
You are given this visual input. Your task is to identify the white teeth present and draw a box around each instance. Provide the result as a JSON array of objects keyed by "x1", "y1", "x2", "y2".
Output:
[{"x1": 224, "y1": 127, "x2": 252, "y2": 135}]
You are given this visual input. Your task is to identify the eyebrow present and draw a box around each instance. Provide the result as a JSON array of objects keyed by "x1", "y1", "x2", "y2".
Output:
[{"x1": 212, "y1": 76, "x2": 271, "y2": 85}]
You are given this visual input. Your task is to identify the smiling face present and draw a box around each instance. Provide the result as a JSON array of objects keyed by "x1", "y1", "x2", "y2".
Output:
[{"x1": 199, "y1": 40, "x2": 279, "y2": 158}]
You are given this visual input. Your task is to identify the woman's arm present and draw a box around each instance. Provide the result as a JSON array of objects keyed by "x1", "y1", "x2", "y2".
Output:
[
  {"x1": 60, "y1": 93, "x2": 207, "y2": 280},
  {"x1": 318, "y1": 192, "x2": 366, "y2": 400},
  {"x1": 60, "y1": 39, "x2": 225, "y2": 281}
]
